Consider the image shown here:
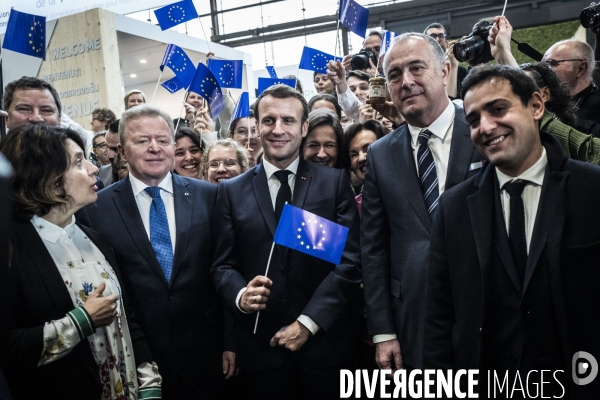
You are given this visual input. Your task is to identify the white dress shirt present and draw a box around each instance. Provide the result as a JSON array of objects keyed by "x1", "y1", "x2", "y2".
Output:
[
  {"x1": 496, "y1": 147, "x2": 547, "y2": 252},
  {"x1": 337, "y1": 87, "x2": 362, "y2": 121},
  {"x1": 407, "y1": 100, "x2": 455, "y2": 195},
  {"x1": 236, "y1": 156, "x2": 320, "y2": 335},
  {"x1": 129, "y1": 172, "x2": 177, "y2": 250}
]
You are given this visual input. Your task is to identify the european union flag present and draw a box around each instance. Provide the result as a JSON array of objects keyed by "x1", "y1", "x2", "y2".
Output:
[
  {"x1": 380, "y1": 31, "x2": 398, "y2": 55},
  {"x1": 154, "y1": 0, "x2": 198, "y2": 31},
  {"x1": 230, "y1": 92, "x2": 250, "y2": 126},
  {"x1": 2, "y1": 10, "x2": 46, "y2": 60},
  {"x1": 339, "y1": 0, "x2": 369, "y2": 38},
  {"x1": 257, "y1": 78, "x2": 297, "y2": 96},
  {"x1": 299, "y1": 46, "x2": 341, "y2": 73},
  {"x1": 160, "y1": 44, "x2": 196, "y2": 89},
  {"x1": 188, "y1": 63, "x2": 225, "y2": 119},
  {"x1": 266, "y1": 66, "x2": 278, "y2": 79},
  {"x1": 161, "y1": 76, "x2": 184, "y2": 94},
  {"x1": 274, "y1": 204, "x2": 349, "y2": 265},
  {"x1": 207, "y1": 59, "x2": 243, "y2": 89}
]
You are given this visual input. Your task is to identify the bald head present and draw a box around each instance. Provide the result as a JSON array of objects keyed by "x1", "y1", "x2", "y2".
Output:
[{"x1": 542, "y1": 39, "x2": 594, "y2": 95}]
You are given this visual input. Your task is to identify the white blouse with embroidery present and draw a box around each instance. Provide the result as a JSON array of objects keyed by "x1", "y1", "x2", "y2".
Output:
[{"x1": 32, "y1": 215, "x2": 162, "y2": 400}]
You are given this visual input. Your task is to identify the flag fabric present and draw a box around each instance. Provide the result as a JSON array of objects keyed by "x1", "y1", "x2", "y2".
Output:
[
  {"x1": 207, "y1": 59, "x2": 243, "y2": 89},
  {"x1": 257, "y1": 78, "x2": 297, "y2": 96},
  {"x1": 188, "y1": 63, "x2": 225, "y2": 119},
  {"x1": 339, "y1": 0, "x2": 369, "y2": 38},
  {"x1": 266, "y1": 66, "x2": 278, "y2": 79},
  {"x1": 274, "y1": 204, "x2": 349, "y2": 265},
  {"x1": 2, "y1": 10, "x2": 46, "y2": 59},
  {"x1": 160, "y1": 44, "x2": 196, "y2": 89},
  {"x1": 154, "y1": 0, "x2": 198, "y2": 31},
  {"x1": 230, "y1": 92, "x2": 251, "y2": 127},
  {"x1": 299, "y1": 46, "x2": 341, "y2": 73},
  {"x1": 161, "y1": 76, "x2": 184, "y2": 94},
  {"x1": 380, "y1": 31, "x2": 398, "y2": 55}
]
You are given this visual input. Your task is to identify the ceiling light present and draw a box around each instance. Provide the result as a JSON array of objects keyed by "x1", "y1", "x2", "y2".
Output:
[
  {"x1": 130, "y1": 74, "x2": 137, "y2": 78},
  {"x1": 140, "y1": 59, "x2": 147, "y2": 64}
]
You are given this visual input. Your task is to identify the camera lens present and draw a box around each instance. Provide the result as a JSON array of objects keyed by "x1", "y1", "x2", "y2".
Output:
[
  {"x1": 581, "y1": 5, "x2": 600, "y2": 29},
  {"x1": 453, "y1": 36, "x2": 486, "y2": 63},
  {"x1": 351, "y1": 54, "x2": 369, "y2": 70}
]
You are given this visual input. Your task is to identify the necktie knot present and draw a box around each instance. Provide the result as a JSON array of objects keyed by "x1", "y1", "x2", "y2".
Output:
[
  {"x1": 274, "y1": 170, "x2": 292, "y2": 183},
  {"x1": 145, "y1": 186, "x2": 162, "y2": 199},
  {"x1": 504, "y1": 180, "x2": 528, "y2": 197},
  {"x1": 418, "y1": 129, "x2": 433, "y2": 147}
]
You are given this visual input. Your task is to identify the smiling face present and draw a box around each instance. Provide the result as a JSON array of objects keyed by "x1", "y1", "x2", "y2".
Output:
[
  {"x1": 174, "y1": 136, "x2": 203, "y2": 179},
  {"x1": 257, "y1": 95, "x2": 308, "y2": 170},
  {"x1": 120, "y1": 116, "x2": 175, "y2": 186},
  {"x1": 187, "y1": 91, "x2": 204, "y2": 110},
  {"x1": 346, "y1": 76, "x2": 369, "y2": 102},
  {"x1": 62, "y1": 139, "x2": 99, "y2": 213},
  {"x1": 349, "y1": 129, "x2": 377, "y2": 180},
  {"x1": 314, "y1": 73, "x2": 335, "y2": 95},
  {"x1": 5, "y1": 88, "x2": 60, "y2": 130},
  {"x1": 464, "y1": 77, "x2": 544, "y2": 177},
  {"x1": 205, "y1": 145, "x2": 242, "y2": 184},
  {"x1": 385, "y1": 36, "x2": 450, "y2": 127},
  {"x1": 302, "y1": 125, "x2": 338, "y2": 167},
  {"x1": 232, "y1": 117, "x2": 260, "y2": 150}
]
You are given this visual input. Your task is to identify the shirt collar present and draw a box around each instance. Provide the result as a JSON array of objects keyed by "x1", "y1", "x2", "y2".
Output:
[
  {"x1": 407, "y1": 100, "x2": 454, "y2": 143},
  {"x1": 31, "y1": 214, "x2": 77, "y2": 244},
  {"x1": 496, "y1": 147, "x2": 547, "y2": 190},
  {"x1": 262, "y1": 156, "x2": 300, "y2": 180},
  {"x1": 129, "y1": 172, "x2": 173, "y2": 197}
]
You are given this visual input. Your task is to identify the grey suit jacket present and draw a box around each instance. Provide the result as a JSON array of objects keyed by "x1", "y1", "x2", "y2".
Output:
[{"x1": 361, "y1": 103, "x2": 484, "y2": 369}]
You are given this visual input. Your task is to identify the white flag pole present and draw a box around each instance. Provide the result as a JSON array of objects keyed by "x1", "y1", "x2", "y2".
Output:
[
  {"x1": 253, "y1": 241, "x2": 276, "y2": 334},
  {"x1": 151, "y1": 71, "x2": 163, "y2": 104}
]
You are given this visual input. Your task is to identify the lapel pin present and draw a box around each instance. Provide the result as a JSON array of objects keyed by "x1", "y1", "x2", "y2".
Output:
[
  {"x1": 301, "y1": 176, "x2": 306, "y2": 180},
  {"x1": 184, "y1": 192, "x2": 190, "y2": 196}
]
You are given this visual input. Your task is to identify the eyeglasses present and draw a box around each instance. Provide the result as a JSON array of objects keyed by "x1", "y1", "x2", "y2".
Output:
[
  {"x1": 94, "y1": 142, "x2": 107, "y2": 149},
  {"x1": 206, "y1": 159, "x2": 240, "y2": 171},
  {"x1": 233, "y1": 128, "x2": 257, "y2": 138},
  {"x1": 543, "y1": 59, "x2": 584, "y2": 67},
  {"x1": 429, "y1": 33, "x2": 447, "y2": 40}
]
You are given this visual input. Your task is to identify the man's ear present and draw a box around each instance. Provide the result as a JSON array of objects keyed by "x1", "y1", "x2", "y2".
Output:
[
  {"x1": 118, "y1": 143, "x2": 127, "y2": 162},
  {"x1": 539, "y1": 86, "x2": 552, "y2": 103},
  {"x1": 530, "y1": 92, "x2": 545, "y2": 121},
  {"x1": 301, "y1": 119, "x2": 309, "y2": 138},
  {"x1": 576, "y1": 60, "x2": 588, "y2": 79}
]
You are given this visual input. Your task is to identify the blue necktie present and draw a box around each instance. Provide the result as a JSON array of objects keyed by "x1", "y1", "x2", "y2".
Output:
[
  {"x1": 417, "y1": 129, "x2": 439, "y2": 215},
  {"x1": 144, "y1": 187, "x2": 173, "y2": 282}
]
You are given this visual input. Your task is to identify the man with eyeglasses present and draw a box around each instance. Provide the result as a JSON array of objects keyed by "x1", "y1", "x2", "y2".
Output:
[
  {"x1": 90, "y1": 107, "x2": 116, "y2": 133},
  {"x1": 91, "y1": 132, "x2": 110, "y2": 167},
  {"x1": 543, "y1": 39, "x2": 600, "y2": 129}
]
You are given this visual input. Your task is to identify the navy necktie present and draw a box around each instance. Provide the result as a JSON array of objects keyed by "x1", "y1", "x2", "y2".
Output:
[
  {"x1": 144, "y1": 187, "x2": 173, "y2": 282},
  {"x1": 504, "y1": 180, "x2": 528, "y2": 283},
  {"x1": 274, "y1": 170, "x2": 292, "y2": 222},
  {"x1": 417, "y1": 129, "x2": 439, "y2": 215}
]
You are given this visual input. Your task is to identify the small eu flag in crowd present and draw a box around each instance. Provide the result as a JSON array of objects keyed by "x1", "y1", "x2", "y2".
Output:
[
  {"x1": 380, "y1": 31, "x2": 398, "y2": 55},
  {"x1": 299, "y1": 46, "x2": 341, "y2": 73},
  {"x1": 207, "y1": 59, "x2": 243, "y2": 89},
  {"x1": 266, "y1": 66, "x2": 278, "y2": 79},
  {"x1": 339, "y1": 0, "x2": 369, "y2": 38},
  {"x1": 230, "y1": 92, "x2": 251, "y2": 126},
  {"x1": 188, "y1": 63, "x2": 225, "y2": 119},
  {"x1": 2, "y1": 9, "x2": 46, "y2": 60},
  {"x1": 257, "y1": 78, "x2": 297, "y2": 96},
  {"x1": 274, "y1": 204, "x2": 349, "y2": 265},
  {"x1": 161, "y1": 76, "x2": 184, "y2": 94},
  {"x1": 154, "y1": 0, "x2": 198, "y2": 31},
  {"x1": 160, "y1": 44, "x2": 196, "y2": 89}
]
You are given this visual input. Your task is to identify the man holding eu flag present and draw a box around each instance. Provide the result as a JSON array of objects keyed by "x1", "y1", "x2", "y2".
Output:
[{"x1": 211, "y1": 84, "x2": 361, "y2": 400}]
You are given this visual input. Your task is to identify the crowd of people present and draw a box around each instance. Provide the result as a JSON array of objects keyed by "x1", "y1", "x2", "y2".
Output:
[{"x1": 0, "y1": 12, "x2": 599, "y2": 400}]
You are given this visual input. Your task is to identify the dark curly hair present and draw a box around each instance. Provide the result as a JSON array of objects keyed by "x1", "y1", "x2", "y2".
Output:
[
  {"x1": 340, "y1": 120, "x2": 385, "y2": 171},
  {"x1": 0, "y1": 124, "x2": 85, "y2": 220},
  {"x1": 519, "y1": 62, "x2": 576, "y2": 127}
]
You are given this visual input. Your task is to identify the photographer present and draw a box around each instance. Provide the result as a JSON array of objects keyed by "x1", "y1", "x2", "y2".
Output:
[{"x1": 342, "y1": 31, "x2": 383, "y2": 77}]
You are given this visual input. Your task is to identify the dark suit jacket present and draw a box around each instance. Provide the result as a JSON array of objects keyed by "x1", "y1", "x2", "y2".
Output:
[
  {"x1": 361, "y1": 103, "x2": 485, "y2": 369},
  {"x1": 211, "y1": 158, "x2": 362, "y2": 371},
  {"x1": 424, "y1": 133, "x2": 600, "y2": 398},
  {"x1": 2, "y1": 219, "x2": 153, "y2": 400},
  {"x1": 77, "y1": 174, "x2": 224, "y2": 393}
]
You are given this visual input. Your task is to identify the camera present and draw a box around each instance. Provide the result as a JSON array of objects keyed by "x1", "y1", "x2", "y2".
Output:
[
  {"x1": 351, "y1": 48, "x2": 378, "y2": 71},
  {"x1": 453, "y1": 20, "x2": 494, "y2": 65},
  {"x1": 581, "y1": 3, "x2": 600, "y2": 29}
]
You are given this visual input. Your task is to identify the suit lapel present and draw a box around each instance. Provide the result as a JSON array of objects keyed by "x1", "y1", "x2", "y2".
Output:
[
  {"x1": 446, "y1": 107, "x2": 478, "y2": 189},
  {"x1": 171, "y1": 175, "x2": 192, "y2": 286},
  {"x1": 392, "y1": 126, "x2": 432, "y2": 229},
  {"x1": 291, "y1": 158, "x2": 311, "y2": 209},
  {"x1": 112, "y1": 177, "x2": 169, "y2": 287},
  {"x1": 253, "y1": 163, "x2": 277, "y2": 238}
]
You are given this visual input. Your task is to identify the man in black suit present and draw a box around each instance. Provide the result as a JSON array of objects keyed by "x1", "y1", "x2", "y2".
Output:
[
  {"x1": 211, "y1": 84, "x2": 361, "y2": 400},
  {"x1": 424, "y1": 65, "x2": 600, "y2": 398},
  {"x1": 78, "y1": 104, "x2": 230, "y2": 399},
  {"x1": 361, "y1": 32, "x2": 484, "y2": 372}
]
